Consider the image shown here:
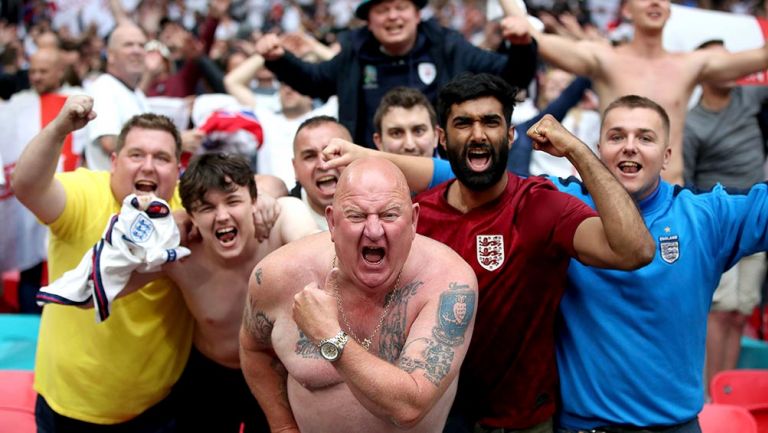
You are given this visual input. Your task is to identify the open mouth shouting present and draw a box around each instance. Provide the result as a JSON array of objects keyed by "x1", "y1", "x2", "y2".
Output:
[
  {"x1": 362, "y1": 246, "x2": 386, "y2": 265},
  {"x1": 316, "y1": 174, "x2": 338, "y2": 196},
  {"x1": 134, "y1": 180, "x2": 158, "y2": 194},
  {"x1": 466, "y1": 145, "x2": 493, "y2": 172},
  {"x1": 215, "y1": 226, "x2": 238, "y2": 246},
  {"x1": 618, "y1": 161, "x2": 642, "y2": 174}
]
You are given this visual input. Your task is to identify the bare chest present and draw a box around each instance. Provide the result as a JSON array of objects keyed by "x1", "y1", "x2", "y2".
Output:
[
  {"x1": 273, "y1": 280, "x2": 426, "y2": 390},
  {"x1": 169, "y1": 260, "x2": 251, "y2": 327},
  {"x1": 598, "y1": 54, "x2": 697, "y2": 118}
]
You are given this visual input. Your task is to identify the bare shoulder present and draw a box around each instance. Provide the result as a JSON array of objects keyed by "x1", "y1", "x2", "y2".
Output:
[
  {"x1": 250, "y1": 231, "x2": 333, "y2": 301},
  {"x1": 273, "y1": 196, "x2": 321, "y2": 242},
  {"x1": 409, "y1": 234, "x2": 477, "y2": 291},
  {"x1": 275, "y1": 195, "x2": 310, "y2": 211}
]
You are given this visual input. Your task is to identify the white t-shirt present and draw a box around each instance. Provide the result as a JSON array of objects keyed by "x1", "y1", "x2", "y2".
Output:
[
  {"x1": 85, "y1": 73, "x2": 149, "y2": 171},
  {"x1": 256, "y1": 97, "x2": 338, "y2": 189},
  {"x1": 300, "y1": 188, "x2": 329, "y2": 231},
  {"x1": 529, "y1": 109, "x2": 601, "y2": 179}
]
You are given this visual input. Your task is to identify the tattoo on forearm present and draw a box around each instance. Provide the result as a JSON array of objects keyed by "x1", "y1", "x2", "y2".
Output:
[
  {"x1": 254, "y1": 267, "x2": 263, "y2": 285},
  {"x1": 433, "y1": 282, "x2": 475, "y2": 347},
  {"x1": 379, "y1": 280, "x2": 422, "y2": 362},
  {"x1": 398, "y1": 339, "x2": 455, "y2": 387},
  {"x1": 295, "y1": 328, "x2": 320, "y2": 358},
  {"x1": 243, "y1": 296, "x2": 274, "y2": 346}
]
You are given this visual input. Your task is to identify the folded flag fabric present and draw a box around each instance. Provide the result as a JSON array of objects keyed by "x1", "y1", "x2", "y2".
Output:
[
  {"x1": 198, "y1": 109, "x2": 264, "y2": 154},
  {"x1": 36, "y1": 194, "x2": 191, "y2": 322}
]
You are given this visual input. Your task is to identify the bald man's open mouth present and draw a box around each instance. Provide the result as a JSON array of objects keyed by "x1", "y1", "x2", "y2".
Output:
[{"x1": 362, "y1": 246, "x2": 385, "y2": 264}]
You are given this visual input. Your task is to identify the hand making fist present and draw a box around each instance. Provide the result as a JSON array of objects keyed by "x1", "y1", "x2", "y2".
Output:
[
  {"x1": 255, "y1": 33, "x2": 285, "y2": 61},
  {"x1": 53, "y1": 95, "x2": 96, "y2": 136},
  {"x1": 293, "y1": 267, "x2": 341, "y2": 343},
  {"x1": 528, "y1": 114, "x2": 584, "y2": 158}
]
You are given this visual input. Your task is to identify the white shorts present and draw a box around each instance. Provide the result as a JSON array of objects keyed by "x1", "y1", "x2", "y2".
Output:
[{"x1": 712, "y1": 252, "x2": 766, "y2": 315}]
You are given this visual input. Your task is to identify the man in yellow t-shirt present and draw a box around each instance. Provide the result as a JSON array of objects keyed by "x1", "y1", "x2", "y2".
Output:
[{"x1": 12, "y1": 94, "x2": 193, "y2": 431}]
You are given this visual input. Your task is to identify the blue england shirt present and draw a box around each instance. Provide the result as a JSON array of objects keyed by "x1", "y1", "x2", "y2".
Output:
[{"x1": 552, "y1": 176, "x2": 768, "y2": 429}]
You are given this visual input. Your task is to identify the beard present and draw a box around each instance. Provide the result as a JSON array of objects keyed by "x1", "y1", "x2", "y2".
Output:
[{"x1": 445, "y1": 136, "x2": 510, "y2": 192}]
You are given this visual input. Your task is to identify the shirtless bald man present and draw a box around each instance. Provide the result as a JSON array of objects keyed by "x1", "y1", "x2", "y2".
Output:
[
  {"x1": 239, "y1": 157, "x2": 478, "y2": 433},
  {"x1": 501, "y1": 0, "x2": 768, "y2": 185}
]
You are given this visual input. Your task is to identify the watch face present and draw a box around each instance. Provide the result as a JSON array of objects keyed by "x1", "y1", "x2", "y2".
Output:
[{"x1": 320, "y1": 342, "x2": 339, "y2": 361}]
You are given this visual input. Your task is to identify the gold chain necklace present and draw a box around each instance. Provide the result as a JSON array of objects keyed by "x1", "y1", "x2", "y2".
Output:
[{"x1": 331, "y1": 256, "x2": 401, "y2": 351}]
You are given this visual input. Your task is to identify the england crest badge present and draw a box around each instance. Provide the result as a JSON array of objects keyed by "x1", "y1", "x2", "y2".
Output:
[
  {"x1": 476, "y1": 235, "x2": 504, "y2": 271},
  {"x1": 129, "y1": 214, "x2": 155, "y2": 244},
  {"x1": 417, "y1": 62, "x2": 436, "y2": 85},
  {"x1": 659, "y1": 234, "x2": 680, "y2": 264}
]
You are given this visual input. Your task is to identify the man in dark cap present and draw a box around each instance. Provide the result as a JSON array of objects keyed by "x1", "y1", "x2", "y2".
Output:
[{"x1": 255, "y1": 0, "x2": 536, "y2": 148}]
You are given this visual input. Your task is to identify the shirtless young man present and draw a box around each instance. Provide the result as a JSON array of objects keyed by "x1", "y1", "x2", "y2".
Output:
[
  {"x1": 500, "y1": 0, "x2": 768, "y2": 185},
  {"x1": 239, "y1": 157, "x2": 478, "y2": 433},
  {"x1": 146, "y1": 152, "x2": 315, "y2": 432}
]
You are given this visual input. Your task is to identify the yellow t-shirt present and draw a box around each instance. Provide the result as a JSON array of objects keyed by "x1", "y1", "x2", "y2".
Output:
[{"x1": 34, "y1": 168, "x2": 193, "y2": 424}]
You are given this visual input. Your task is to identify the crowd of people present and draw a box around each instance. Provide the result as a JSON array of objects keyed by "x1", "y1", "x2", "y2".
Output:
[{"x1": 2, "y1": 0, "x2": 768, "y2": 432}]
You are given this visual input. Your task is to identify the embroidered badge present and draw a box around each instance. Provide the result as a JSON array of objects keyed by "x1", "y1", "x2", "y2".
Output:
[
  {"x1": 417, "y1": 62, "x2": 436, "y2": 85},
  {"x1": 476, "y1": 235, "x2": 504, "y2": 271},
  {"x1": 129, "y1": 214, "x2": 155, "y2": 243},
  {"x1": 363, "y1": 65, "x2": 378, "y2": 89},
  {"x1": 659, "y1": 234, "x2": 680, "y2": 264}
]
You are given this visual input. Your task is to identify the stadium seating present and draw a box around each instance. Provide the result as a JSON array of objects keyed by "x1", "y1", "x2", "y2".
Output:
[
  {"x1": 700, "y1": 403, "x2": 757, "y2": 433},
  {"x1": 711, "y1": 370, "x2": 768, "y2": 433},
  {"x1": 0, "y1": 370, "x2": 36, "y2": 432}
]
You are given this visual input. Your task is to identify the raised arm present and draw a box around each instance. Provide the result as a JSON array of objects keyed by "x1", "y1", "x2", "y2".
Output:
[
  {"x1": 256, "y1": 33, "x2": 340, "y2": 100},
  {"x1": 107, "y1": 0, "x2": 133, "y2": 26},
  {"x1": 498, "y1": 0, "x2": 601, "y2": 77},
  {"x1": 240, "y1": 266, "x2": 300, "y2": 433},
  {"x1": 698, "y1": 45, "x2": 768, "y2": 83},
  {"x1": 223, "y1": 52, "x2": 264, "y2": 107},
  {"x1": 321, "y1": 138, "x2": 435, "y2": 193},
  {"x1": 12, "y1": 95, "x2": 96, "y2": 224},
  {"x1": 281, "y1": 31, "x2": 339, "y2": 62},
  {"x1": 529, "y1": 115, "x2": 655, "y2": 269},
  {"x1": 293, "y1": 260, "x2": 477, "y2": 427}
]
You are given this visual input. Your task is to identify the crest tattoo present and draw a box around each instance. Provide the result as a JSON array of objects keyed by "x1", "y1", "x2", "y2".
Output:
[{"x1": 433, "y1": 282, "x2": 475, "y2": 346}]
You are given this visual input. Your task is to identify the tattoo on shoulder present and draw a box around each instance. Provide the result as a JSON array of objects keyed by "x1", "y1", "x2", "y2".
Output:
[
  {"x1": 243, "y1": 297, "x2": 274, "y2": 346},
  {"x1": 398, "y1": 338, "x2": 455, "y2": 387},
  {"x1": 379, "y1": 280, "x2": 423, "y2": 363},
  {"x1": 295, "y1": 328, "x2": 320, "y2": 359},
  {"x1": 254, "y1": 268, "x2": 263, "y2": 285},
  {"x1": 395, "y1": 282, "x2": 474, "y2": 387},
  {"x1": 432, "y1": 282, "x2": 475, "y2": 347}
]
